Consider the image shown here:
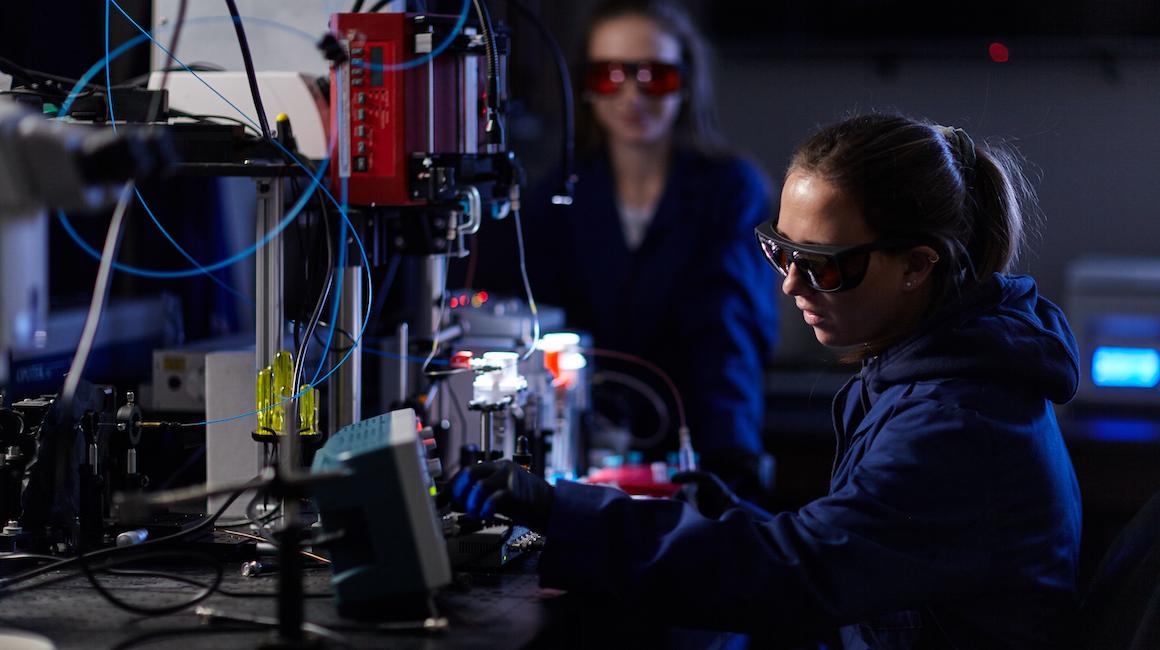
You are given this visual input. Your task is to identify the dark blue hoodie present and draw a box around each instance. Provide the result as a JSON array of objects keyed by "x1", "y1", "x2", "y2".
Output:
[{"x1": 539, "y1": 274, "x2": 1082, "y2": 648}]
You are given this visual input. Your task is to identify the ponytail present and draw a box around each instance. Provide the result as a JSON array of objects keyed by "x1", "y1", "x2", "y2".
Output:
[
  {"x1": 962, "y1": 143, "x2": 1037, "y2": 278},
  {"x1": 789, "y1": 114, "x2": 1040, "y2": 304}
]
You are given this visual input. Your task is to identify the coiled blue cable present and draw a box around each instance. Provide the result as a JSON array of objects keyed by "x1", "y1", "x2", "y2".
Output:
[{"x1": 65, "y1": 5, "x2": 469, "y2": 426}]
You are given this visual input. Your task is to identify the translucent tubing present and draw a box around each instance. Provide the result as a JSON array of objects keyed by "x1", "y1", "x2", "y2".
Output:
[
  {"x1": 58, "y1": 8, "x2": 331, "y2": 281},
  {"x1": 63, "y1": 11, "x2": 371, "y2": 428}
]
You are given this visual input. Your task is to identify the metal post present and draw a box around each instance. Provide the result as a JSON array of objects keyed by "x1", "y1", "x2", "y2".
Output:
[
  {"x1": 277, "y1": 393, "x2": 302, "y2": 642},
  {"x1": 398, "y1": 322, "x2": 409, "y2": 405},
  {"x1": 418, "y1": 256, "x2": 445, "y2": 343},
  {"x1": 328, "y1": 266, "x2": 362, "y2": 434},
  {"x1": 481, "y1": 411, "x2": 493, "y2": 459},
  {"x1": 254, "y1": 177, "x2": 284, "y2": 385}
]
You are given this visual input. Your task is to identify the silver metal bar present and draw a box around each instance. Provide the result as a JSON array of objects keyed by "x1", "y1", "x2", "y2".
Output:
[
  {"x1": 481, "y1": 411, "x2": 492, "y2": 459},
  {"x1": 418, "y1": 256, "x2": 445, "y2": 341},
  {"x1": 254, "y1": 178, "x2": 284, "y2": 376},
  {"x1": 327, "y1": 266, "x2": 363, "y2": 434},
  {"x1": 427, "y1": 42, "x2": 435, "y2": 153},
  {"x1": 398, "y1": 322, "x2": 409, "y2": 405},
  {"x1": 281, "y1": 393, "x2": 300, "y2": 525}
]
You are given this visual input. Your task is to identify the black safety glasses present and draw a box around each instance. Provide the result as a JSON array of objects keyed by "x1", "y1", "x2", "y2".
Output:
[{"x1": 754, "y1": 220, "x2": 923, "y2": 293}]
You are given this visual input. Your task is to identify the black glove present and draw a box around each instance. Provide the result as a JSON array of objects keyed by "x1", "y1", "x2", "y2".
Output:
[
  {"x1": 672, "y1": 470, "x2": 742, "y2": 519},
  {"x1": 448, "y1": 460, "x2": 554, "y2": 532}
]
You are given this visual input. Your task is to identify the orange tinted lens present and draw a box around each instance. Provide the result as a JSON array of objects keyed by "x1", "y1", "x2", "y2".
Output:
[{"x1": 796, "y1": 253, "x2": 843, "y2": 291}]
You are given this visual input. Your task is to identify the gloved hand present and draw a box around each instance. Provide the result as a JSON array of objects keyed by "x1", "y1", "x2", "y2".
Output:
[
  {"x1": 448, "y1": 460, "x2": 554, "y2": 532},
  {"x1": 672, "y1": 470, "x2": 742, "y2": 519}
]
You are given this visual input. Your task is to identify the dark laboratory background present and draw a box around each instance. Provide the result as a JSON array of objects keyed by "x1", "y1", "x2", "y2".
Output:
[{"x1": 4, "y1": 0, "x2": 1160, "y2": 586}]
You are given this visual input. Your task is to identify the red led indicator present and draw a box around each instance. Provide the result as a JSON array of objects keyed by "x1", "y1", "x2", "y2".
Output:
[
  {"x1": 988, "y1": 42, "x2": 1009, "y2": 63},
  {"x1": 478, "y1": 291, "x2": 489, "y2": 303},
  {"x1": 450, "y1": 297, "x2": 459, "y2": 309}
]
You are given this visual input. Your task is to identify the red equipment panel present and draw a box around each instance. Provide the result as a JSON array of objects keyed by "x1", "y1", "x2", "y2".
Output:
[{"x1": 329, "y1": 12, "x2": 417, "y2": 206}]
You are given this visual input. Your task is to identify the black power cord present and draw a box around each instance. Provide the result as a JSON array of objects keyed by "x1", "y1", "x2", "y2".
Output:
[
  {"x1": 146, "y1": 0, "x2": 188, "y2": 123},
  {"x1": 76, "y1": 549, "x2": 224, "y2": 616},
  {"x1": 470, "y1": 0, "x2": 504, "y2": 145},
  {"x1": 0, "y1": 480, "x2": 255, "y2": 590},
  {"x1": 223, "y1": 0, "x2": 272, "y2": 139},
  {"x1": 502, "y1": 0, "x2": 576, "y2": 203}
]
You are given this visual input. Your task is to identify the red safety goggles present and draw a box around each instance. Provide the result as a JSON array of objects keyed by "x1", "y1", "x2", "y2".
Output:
[{"x1": 583, "y1": 60, "x2": 684, "y2": 97}]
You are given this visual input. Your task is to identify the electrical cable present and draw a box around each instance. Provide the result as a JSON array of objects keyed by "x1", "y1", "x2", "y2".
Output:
[
  {"x1": 470, "y1": 0, "x2": 502, "y2": 144},
  {"x1": 99, "y1": 567, "x2": 333, "y2": 599},
  {"x1": 291, "y1": 165, "x2": 335, "y2": 393},
  {"x1": 363, "y1": 0, "x2": 471, "y2": 71},
  {"x1": 351, "y1": 0, "x2": 366, "y2": 11},
  {"x1": 223, "y1": 0, "x2": 271, "y2": 138},
  {"x1": 82, "y1": 8, "x2": 375, "y2": 427},
  {"x1": 59, "y1": 11, "x2": 329, "y2": 281},
  {"x1": 366, "y1": 254, "x2": 401, "y2": 335},
  {"x1": 213, "y1": 529, "x2": 331, "y2": 565},
  {"x1": 190, "y1": 609, "x2": 355, "y2": 647},
  {"x1": 422, "y1": 257, "x2": 452, "y2": 377},
  {"x1": 100, "y1": 2, "x2": 252, "y2": 303},
  {"x1": 591, "y1": 370, "x2": 670, "y2": 449},
  {"x1": 581, "y1": 347, "x2": 687, "y2": 431},
  {"x1": 0, "y1": 56, "x2": 105, "y2": 93},
  {"x1": 512, "y1": 208, "x2": 541, "y2": 361},
  {"x1": 502, "y1": 0, "x2": 575, "y2": 202},
  {"x1": 308, "y1": 175, "x2": 350, "y2": 388},
  {"x1": 134, "y1": 188, "x2": 251, "y2": 301},
  {"x1": 77, "y1": 549, "x2": 223, "y2": 616},
  {"x1": 167, "y1": 108, "x2": 263, "y2": 136},
  {"x1": 96, "y1": 4, "x2": 377, "y2": 422},
  {"x1": 109, "y1": 625, "x2": 269, "y2": 650},
  {"x1": 59, "y1": 182, "x2": 134, "y2": 410},
  {"x1": 146, "y1": 0, "x2": 187, "y2": 123},
  {"x1": 0, "y1": 478, "x2": 256, "y2": 589}
]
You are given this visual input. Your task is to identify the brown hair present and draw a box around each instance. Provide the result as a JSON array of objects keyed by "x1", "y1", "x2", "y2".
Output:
[
  {"x1": 576, "y1": 0, "x2": 727, "y2": 157},
  {"x1": 788, "y1": 113, "x2": 1040, "y2": 358},
  {"x1": 790, "y1": 113, "x2": 1038, "y2": 304}
]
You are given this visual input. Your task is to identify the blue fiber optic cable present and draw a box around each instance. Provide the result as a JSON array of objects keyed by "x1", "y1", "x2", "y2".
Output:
[
  {"x1": 353, "y1": 0, "x2": 471, "y2": 72},
  {"x1": 101, "y1": 2, "x2": 249, "y2": 301},
  {"x1": 58, "y1": 41, "x2": 329, "y2": 280}
]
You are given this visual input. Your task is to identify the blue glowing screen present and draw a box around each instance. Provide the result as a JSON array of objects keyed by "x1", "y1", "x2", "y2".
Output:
[{"x1": 1092, "y1": 347, "x2": 1160, "y2": 388}]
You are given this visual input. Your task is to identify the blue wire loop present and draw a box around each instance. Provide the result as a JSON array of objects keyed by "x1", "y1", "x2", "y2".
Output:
[
  {"x1": 71, "y1": 3, "x2": 466, "y2": 426},
  {"x1": 352, "y1": 0, "x2": 472, "y2": 72}
]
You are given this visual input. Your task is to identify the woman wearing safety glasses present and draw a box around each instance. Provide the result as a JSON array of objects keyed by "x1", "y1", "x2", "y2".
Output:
[
  {"x1": 474, "y1": 0, "x2": 777, "y2": 493},
  {"x1": 451, "y1": 113, "x2": 1082, "y2": 648}
]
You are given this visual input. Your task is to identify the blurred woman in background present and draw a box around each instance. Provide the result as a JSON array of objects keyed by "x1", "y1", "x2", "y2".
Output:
[{"x1": 474, "y1": 0, "x2": 778, "y2": 493}]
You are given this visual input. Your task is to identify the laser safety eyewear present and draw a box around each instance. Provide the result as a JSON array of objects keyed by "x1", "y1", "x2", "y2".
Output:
[
  {"x1": 754, "y1": 220, "x2": 924, "y2": 293},
  {"x1": 583, "y1": 60, "x2": 684, "y2": 97}
]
